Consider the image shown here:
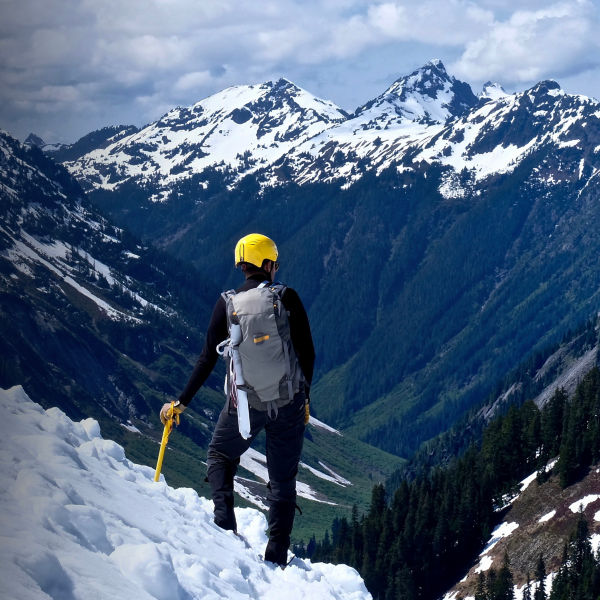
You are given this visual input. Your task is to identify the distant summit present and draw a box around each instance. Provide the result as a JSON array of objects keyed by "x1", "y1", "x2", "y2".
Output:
[
  {"x1": 64, "y1": 78, "x2": 348, "y2": 194},
  {"x1": 24, "y1": 133, "x2": 45, "y2": 147},
  {"x1": 354, "y1": 60, "x2": 477, "y2": 127},
  {"x1": 479, "y1": 81, "x2": 509, "y2": 101},
  {"x1": 54, "y1": 61, "x2": 598, "y2": 195}
]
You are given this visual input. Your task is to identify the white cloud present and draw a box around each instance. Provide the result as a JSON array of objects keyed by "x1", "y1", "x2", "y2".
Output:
[
  {"x1": 0, "y1": 0, "x2": 599, "y2": 142},
  {"x1": 174, "y1": 71, "x2": 213, "y2": 92},
  {"x1": 365, "y1": 1, "x2": 495, "y2": 45},
  {"x1": 452, "y1": 0, "x2": 600, "y2": 83}
]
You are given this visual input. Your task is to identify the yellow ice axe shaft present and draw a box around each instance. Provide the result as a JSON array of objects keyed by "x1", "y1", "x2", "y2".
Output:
[{"x1": 154, "y1": 402, "x2": 179, "y2": 482}]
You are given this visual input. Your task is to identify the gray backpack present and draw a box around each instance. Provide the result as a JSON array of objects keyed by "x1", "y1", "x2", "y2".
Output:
[{"x1": 219, "y1": 282, "x2": 303, "y2": 415}]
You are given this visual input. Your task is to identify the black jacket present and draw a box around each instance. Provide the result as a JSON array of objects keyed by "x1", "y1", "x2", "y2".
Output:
[{"x1": 178, "y1": 273, "x2": 315, "y2": 405}]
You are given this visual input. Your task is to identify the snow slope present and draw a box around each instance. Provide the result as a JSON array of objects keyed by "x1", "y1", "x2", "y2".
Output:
[
  {"x1": 0, "y1": 386, "x2": 370, "y2": 600},
  {"x1": 66, "y1": 79, "x2": 347, "y2": 195}
]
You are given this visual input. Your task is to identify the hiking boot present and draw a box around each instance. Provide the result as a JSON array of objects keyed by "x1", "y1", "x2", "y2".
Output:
[{"x1": 264, "y1": 539, "x2": 289, "y2": 566}]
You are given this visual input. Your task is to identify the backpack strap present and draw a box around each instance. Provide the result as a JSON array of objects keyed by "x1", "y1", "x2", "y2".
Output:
[
  {"x1": 281, "y1": 336, "x2": 295, "y2": 401},
  {"x1": 268, "y1": 283, "x2": 294, "y2": 401},
  {"x1": 221, "y1": 289, "x2": 236, "y2": 303}
]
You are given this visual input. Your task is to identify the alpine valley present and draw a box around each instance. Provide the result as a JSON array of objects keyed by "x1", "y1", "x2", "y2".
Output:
[
  {"x1": 3, "y1": 58, "x2": 600, "y2": 598},
  {"x1": 39, "y1": 59, "x2": 600, "y2": 458},
  {"x1": 0, "y1": 130, "x2": 403, "y2": 545}
]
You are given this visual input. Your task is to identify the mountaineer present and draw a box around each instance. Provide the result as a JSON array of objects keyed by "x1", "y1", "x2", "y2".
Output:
[{"x1": 160, "y1": 233, "x2": 315, "y2": 566}]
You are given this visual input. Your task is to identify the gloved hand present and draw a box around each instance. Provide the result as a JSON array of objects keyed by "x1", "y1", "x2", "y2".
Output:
[
  {"x1": 304, "y1": 399, "x2": 310, "y2": 426},
  {"x1": 160, "y1": 400, "x2": 185, "y2": 425}
]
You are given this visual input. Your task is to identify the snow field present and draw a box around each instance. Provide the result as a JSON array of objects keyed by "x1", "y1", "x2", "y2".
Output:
[
  {"x1": 3, "y1": 224, "x2": 165, "y2": 322},
  {"x1": 0, "y1": 386, "x2": 371, "y2": 600}
]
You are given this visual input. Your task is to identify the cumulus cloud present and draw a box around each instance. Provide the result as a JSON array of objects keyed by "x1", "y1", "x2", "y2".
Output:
[
  {"x1": 174, "y1": 71, "x2": 214, "y2": 93},
  {"x1": 0, "y1": 0, "x2": 599, "y2": 142},
  {"x1": 452, "y1": 0, "x2": 600, "y2": 83}
]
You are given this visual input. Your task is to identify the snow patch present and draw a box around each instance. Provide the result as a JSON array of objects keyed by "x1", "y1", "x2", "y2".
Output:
[
  {"x1": 239, "y1": 447, "x2": 339, "y2": 505},
  {"x1": 569, "y1": 494, "x2": 600, "y2": 513},
  {"x1": 121, "y1": 423, "x2": 141, "y2": 434},
  {"x1": 309, "y1": 416, "x2": 341, "y2": 435},
  {"x1": 0, "y1": 385, "x2": 371, "y2": 600},
  {"x1": 538, "y1": 510, "x2": 556, "y2": 523},
  {"x1": 475, "y1": 555, "x2": 494, "y2": 573},
  {"x1": 481, "y1": 521, "x2": 519, "y2": 556}
]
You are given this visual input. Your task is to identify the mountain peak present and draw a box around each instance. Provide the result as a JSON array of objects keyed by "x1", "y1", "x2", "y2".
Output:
[
  {"x1": 24, "y1": 133, "x2": 46, "y2": 148},
  {"x1": 272, "y1": 77, "x2": 296, "y2": 89},
  {"x1": 266, "y1": 77, "x2": 303, "y2": 99},
  {"x1": 421, "y1": 58, "x2": 448, "y2": 76},
  {"x1": 427, "y1": 58, "x2": 445, "y2": 69},
  {"x1": 525, "y1": 79, "x2": 564, "y2": 104},
  {"x1": 394, "y1": 60, "x2": 452, "y2": 97},
  {"x1": 64, "y1": 73, "x2": 347, "y2": 192},
  {"x1": 530, "y1": 79, "x2": 562, "y2": 94},
  {"x1": 354, "y1": 59, "x2": 477, "y2": 125},
  {"x1": 479, "y1": 81, "x2": 509, "y2": 101}
]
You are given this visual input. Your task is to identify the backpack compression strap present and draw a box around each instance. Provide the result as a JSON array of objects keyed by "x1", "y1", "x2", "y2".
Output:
[{"x1": 267, "y1": 283, "x2": 294, "y2": 402}]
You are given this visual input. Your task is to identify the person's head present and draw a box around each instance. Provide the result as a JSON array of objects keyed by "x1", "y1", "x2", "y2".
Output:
[{"x1": 234, "y1": 233, "x2": 279, "y2": 281}]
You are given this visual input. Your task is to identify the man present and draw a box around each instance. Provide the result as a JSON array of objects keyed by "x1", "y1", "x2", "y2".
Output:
[{"x1": 160, "y1": 233, "x2": 315, "y2": 566}]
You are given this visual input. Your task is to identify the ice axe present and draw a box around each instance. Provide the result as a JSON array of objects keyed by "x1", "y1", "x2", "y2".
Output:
[{"x1": 154, "y1": 401, "x2": 180, "y2": 482}]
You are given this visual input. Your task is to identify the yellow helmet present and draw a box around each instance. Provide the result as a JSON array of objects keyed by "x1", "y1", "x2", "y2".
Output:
[{"x1": 234, "y1": 233, "x2": 278, "y2": 268}]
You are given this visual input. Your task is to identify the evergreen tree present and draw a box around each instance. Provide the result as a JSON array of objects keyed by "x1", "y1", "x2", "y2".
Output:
[
  {"x1": 523, "y1": 573, "x2": 532, "y2": 600},
  {"x1": 534, "y1": 554, "x2": 546, "y2": 600},
  {"x1": 475, "y1": 572, "x2": 488, "y2": 600},
  {"x1": 549, "y1": 515, "x2": 600, "y2": 600},
  {"x1": 315, "y1": 366, "x2": 600, "y2": 600},
  {"x1": 486, "y1": 569, "x2": 498, "y2": 600},
  {"x1": 494, "y1": 552, "x2": 514, "y2": 600},
  {"x1": 549, "y1": 545, "x2": 569, "y2": 600}
]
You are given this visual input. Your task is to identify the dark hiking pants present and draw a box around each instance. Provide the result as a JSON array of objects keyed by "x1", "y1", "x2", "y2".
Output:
[{"x1": 206, "y1": 390, "x2": 306, "y2": 553}]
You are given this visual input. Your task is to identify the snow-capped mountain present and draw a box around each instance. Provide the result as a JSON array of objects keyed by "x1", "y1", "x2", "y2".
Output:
[
  {"x1": 0, "y1": 129, "x2": 214, "y2": 424},
  {"x1": 62, "y1": 61, "x2": 481, "y2": 193},
  {"x1": 0, "y1": 385, "x2": 371, "y2": 600},
  {"x1": 353, "y1": 59, "x2": 477, "y2": 128},
  {"x1": 414, "y1": 79, "x2": 600, "y2": 192},
  {"x1": 61, "y1": 60, "x2": 600, "y2": 196},
  {"x1": 479, "y1": 81, "x2": 509, "y2": 102},
  {"x1": 274, "y1": 76, "x2": 600, "y2": 188},
  {"x1": 66, "y1": 78, "x2": 348, "y2": 197},
  {"x1": 0, "y1": 129, "x2": 207, "y2": 330},
  {"x1": 24, "y1": 132, "x2": 46, "y2": 148},
  {"x1": 63, "y1": 60, "x2": 482, "y2": 192},
  {"x1": 260, "y1": 59, "x2": 478, "y2": 186}
]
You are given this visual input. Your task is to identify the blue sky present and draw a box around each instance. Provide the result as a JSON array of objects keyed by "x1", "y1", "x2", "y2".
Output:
[{"x1": 1, "y1": 0, "x2": 599, "y2": 143}]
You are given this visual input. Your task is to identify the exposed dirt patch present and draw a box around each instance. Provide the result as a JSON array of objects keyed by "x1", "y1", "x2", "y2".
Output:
[{"x1": 449, "y1": 463, "x2": 600, "y2": 597}]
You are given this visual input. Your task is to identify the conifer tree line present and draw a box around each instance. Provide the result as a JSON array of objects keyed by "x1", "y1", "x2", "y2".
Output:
[{"x1": 306, "y1": 367, "x2": 600, "y2": 600}]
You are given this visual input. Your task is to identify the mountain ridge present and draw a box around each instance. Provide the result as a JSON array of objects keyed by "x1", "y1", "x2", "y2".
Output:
[
  {"x1": 38, "y1": 61, "x2": 600, "y2": 461},
  {"x1": 56, "y1": 61, "x2": 600, "y2": 194}
]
